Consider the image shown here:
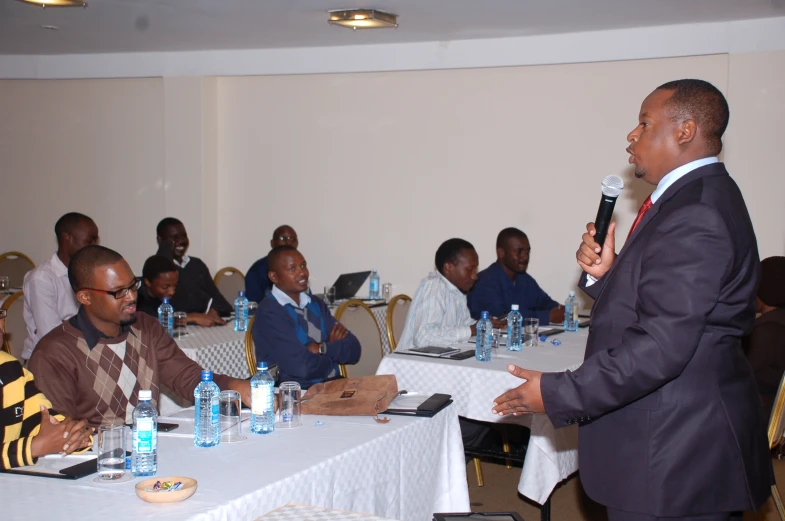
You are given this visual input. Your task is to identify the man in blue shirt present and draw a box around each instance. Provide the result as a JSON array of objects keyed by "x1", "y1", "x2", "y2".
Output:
[
  {"x1": 468, "y1": 228, "x2": 564, "y2": 325},
  {"x1": 245, "y1": 225, "x2": 299, "y2": 303},
  {"x1": 252, "y1": 245, "x2": 361, "y2": 389}
]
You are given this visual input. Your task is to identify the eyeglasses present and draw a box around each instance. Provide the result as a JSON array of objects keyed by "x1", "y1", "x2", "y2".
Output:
[
  {"x1": 274, "y1": 236, "x2": 298, "y2": 242},
  {"x1": 82, "y1": 278, "x2": 142, "y2": 299}
]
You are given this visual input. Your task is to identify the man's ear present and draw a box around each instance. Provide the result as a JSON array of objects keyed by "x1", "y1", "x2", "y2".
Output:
[
  {"x1": 270, "y1": 240, "x2": 276, "y2": 250},
  {"x1": 268, "y1": 271, "x2": 279, "y2": 285},
  {"x1": 75, "y1": 289, "x2": 91, "y2": 306},
  {"x1": 156, "y1": 235, "x2": 162, "y2": 245},
  {"x1": 496, "y1": 247, "x2": 505, "y2": 261},
  {"x1": 677, "y1": 119, "x2": 697, "y2": 146},
  {"x1": 143, "y1": 278, "x2": 153, "y2": 290}
]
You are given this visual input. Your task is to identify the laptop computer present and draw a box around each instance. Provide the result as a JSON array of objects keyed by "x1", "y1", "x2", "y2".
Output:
[{"x1": 331, "y1": 271, "x2": 372, "y2": 300}]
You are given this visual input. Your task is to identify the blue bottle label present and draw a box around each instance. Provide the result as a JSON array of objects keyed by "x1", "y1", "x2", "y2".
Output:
[
  {"x1": 211, "y1": 402, "x2": 219, "y2": 427},
  {"x1": 135, "y1": 418, "x2": 155, "y2": 453}
]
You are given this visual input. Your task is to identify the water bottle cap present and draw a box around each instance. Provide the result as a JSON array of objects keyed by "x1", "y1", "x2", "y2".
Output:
[
  {"x1": 511, "y1": 304, "x2": 519, "y2": 311},
  {"x1": 569, "y1": 291, "x2": 575, "y2": 297},
  {"x1": 138, "y1": 389, "x2": 152, "y2": 401},
  {"x1": 481, "y1": 311, "x2": 489, "y2": 319},
  {"x1": 238, "y1": 291, "x2": 245, "y2": 297},
  {"x1": 200, "y1": 370, "x2": 213, "y2": 381},
  {"x1": 162, "y1": 297, "x2": 169, "y2": 304},
  {"x1": 257, "y1": 361, "x2": 267, "y2": 371}
]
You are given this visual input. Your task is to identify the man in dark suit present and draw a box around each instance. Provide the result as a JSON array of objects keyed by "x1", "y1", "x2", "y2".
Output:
[{"x1": 491, "y1": 79, "x2": 773, "y2": 520}]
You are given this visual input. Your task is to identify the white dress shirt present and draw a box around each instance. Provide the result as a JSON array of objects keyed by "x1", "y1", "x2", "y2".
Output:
[
  {"x1": 22, "y1": 253, "x2": 79, "y2": 359},
  {"x1": 271, "y1": 285, "x2": 311, "y2": 309},
  {"x1": 173, "y1": 255, "x2": 191, "y2": 269},
  {"x1": 397, "y1": 272, "x2": 475, "y2": 351}
]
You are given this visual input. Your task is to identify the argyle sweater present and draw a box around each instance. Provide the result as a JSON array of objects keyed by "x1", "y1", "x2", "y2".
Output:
[
  {"x1": 29, "y1": 309, "x2": 232, "y2": 426},
  {"x1": 0, "y1": 351, "x2": 63, "y2": 469}
]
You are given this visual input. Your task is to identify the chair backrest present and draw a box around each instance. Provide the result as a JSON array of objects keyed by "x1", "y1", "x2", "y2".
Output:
[
  {"x1": 245, "y1": 316, "x2": 257, "y2": 378},
  {"x1": 335, "y1": 300, "x2": 384, "y2": 378},
  {"x1": 0, "y1": 251, "x2": 36, "y2": 288},
  {"x1": 214, "y1": 267, "x2": 246, "y2": 304},
  {"x1": 2, "y1": 291, "x2": 26, "y2": 360},
  {"x1": 768, "y1": 371, "x2": 785, "y2": 449},
  {"x1": 385, "y1": 294, "x2": 412, "y2": 352}
]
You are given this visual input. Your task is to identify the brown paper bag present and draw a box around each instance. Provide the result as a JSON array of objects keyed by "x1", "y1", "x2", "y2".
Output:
[{"x1": 301, "y1": 375, "x2": 398, "y2": 416}]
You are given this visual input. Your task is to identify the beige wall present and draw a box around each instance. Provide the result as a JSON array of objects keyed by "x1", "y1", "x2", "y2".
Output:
[{"x1": 1, "y1": 52, "x2": 783, "y2": 306}]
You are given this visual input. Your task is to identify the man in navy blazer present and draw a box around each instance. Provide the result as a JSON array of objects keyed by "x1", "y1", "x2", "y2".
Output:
[{"x1": 492, "y1": 79, "x2": 772, "y2": 520}]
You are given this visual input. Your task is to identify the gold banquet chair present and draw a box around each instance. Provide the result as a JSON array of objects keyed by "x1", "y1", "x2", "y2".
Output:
[
  {"x1": 245, "y1": 317, "x2": 257, "y2": 377},
  {"x1": 334, "y1": 300, "x2": 384, "y2": 378},
  {"x1": 768, "y1": 372, "x2": 785, "y2": 520},
  {"x1": 1, "y1": 291, "x2": 26, "y2": 360},
  {"x1": 0, "y1": 251, "x2": 35, "y2": 288},
  {"x1": 385, "y1": 294, "x2": 411, "y2": 352},
  {"x1": 214, "y1": 267, "x2": 246, "y2": 304}
]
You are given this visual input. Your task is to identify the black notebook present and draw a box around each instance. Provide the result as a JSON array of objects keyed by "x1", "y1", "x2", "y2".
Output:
[
  {"x1": 1, "y1": 454, "x2": 97, "y2": 480},
  {"x1": 384, "y1": 393, "x2": 453, "y2": 417}
]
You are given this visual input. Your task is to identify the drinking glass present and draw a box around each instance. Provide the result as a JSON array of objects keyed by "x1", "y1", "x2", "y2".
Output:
[
  {"x1": 0, "y1": 276, "x2": 9, "y2": 295},
  {"x1": 247, "y1": 301, "x2": 259, "y2": 317},
  {"x1": 491, "y1": 328, "x2": 502, "y2": 350},
  {"x1": 278, "y1": 381, "x2": 302, "y2": 428},
  {"x1": 96, "y1": 425, "x2": 126, "y2": 480},
  {"x1": 524, "y1": 318, "x2": 539, "y2": 347},
  {"x1": 382, "y1": 283, "x2": 393, "y2": 303},
  {"x1": 325, "y1": 286, "x2": 337, "y2": 305},
  {"x1": 220, "y1": 390, "x2": 246, "y2": 443},
  {"x1": 173, "y1": 311, "x2": 188, "y2": 339}
]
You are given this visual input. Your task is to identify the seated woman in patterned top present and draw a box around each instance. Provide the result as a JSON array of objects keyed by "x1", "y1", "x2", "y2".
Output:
[{"x1": 0, "y1": 309, "x2": 93, "y2": 469}]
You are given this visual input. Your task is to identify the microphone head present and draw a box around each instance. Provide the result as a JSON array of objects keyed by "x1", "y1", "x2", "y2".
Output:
[{"x1": 601, "y1": 175, "x2": 624, "y2": 197}]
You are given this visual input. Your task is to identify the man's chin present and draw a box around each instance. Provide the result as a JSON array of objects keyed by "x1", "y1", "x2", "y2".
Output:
[{"x1": 120, "y1": 314, "x2": 137, "y2": 327}]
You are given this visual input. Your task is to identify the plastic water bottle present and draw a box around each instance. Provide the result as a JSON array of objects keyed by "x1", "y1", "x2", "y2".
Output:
[
  {"x1": 234, "y1": 291, "x2": 249, "y2": 332},
  {"x1": 507, "y1": 304, "x2": 523, "y2": 351},
  {"x1": 194, "y1": 370, "x2": 220, "y2": 447},
  {"x1": 158, "y1": 298, "x2": 174, "y2": 337},
  {"x1": 369, "y1": 270, "x2": 380, "y2": 299},
  {"x1": 132, "y1": 389, "x2": 157, "y2": 477},
  {"x1": 564, "y1": 291, "x2": 580, "y2": 332},
  {"x1": 250, "y1": 362, "x2": 275, "y2": 434},
  {"x1": 475, "y1": 311, "x2": 493, "y2": 362}
]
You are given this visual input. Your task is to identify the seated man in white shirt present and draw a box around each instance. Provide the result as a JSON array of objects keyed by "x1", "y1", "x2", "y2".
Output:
[
  {"x1": 398, "y1": 238, "x2": 505, "y2": 351},
  {"x1": 22, "y1": 213, "x2": 99, "y2": 360},
  {"x1": 398, "y1": 238, "x2": 506, "y2": 451}
]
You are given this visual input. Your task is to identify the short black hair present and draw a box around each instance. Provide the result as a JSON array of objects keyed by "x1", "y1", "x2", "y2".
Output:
[
  {"x1": 156, "y1": 217, "x2": 183, "y2": 237},
  {"x1": 68, "y1": 245, "x2": 124, "y2": 291},
  {"x1": 496, "y1": 227, "x2": 528, "y2": 249},
  {"x1": 54, "y1": 212, "x2": 93, "y2": 241},
  {"x1": 656, "y1": 79, "x2": 729, "y2": 156},
  {"x1": 267, "y1": 245, "x2": 300, "y2": 272},
  {"x1": 435, "y1": 239, "x2": 475, "y2": 275},
  {"x1": 142, "y1": 255, "x2": 178, "y2": 282}
]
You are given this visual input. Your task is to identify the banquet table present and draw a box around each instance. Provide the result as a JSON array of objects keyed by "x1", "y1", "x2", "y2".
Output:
[
  {"x1": 376, "y1": 327, "x2": 589, "y2": 505},
  {"x1": 0, "y1": 407, "x2": 469, "y2": 521},
  {"x1": 175, "y1": 325, "x2": 250, "y2": 379}
]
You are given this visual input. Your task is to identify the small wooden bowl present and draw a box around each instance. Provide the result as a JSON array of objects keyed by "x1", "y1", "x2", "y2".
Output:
[{"x1": 135, "y1": 476, "x2": 197, "y2": 503}]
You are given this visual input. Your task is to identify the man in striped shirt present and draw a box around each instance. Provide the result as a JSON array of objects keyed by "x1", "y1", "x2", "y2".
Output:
[
  {"x1": 398, "y1": 238, "x2": 506, "y2": 351},
  {"x1": 0, "y1": 310, "x2": 93, "y2": 469}
]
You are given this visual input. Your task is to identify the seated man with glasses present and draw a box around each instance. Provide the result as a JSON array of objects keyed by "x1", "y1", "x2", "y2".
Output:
[
  {"x1": 155, "y1": 217, "x2": 231, "y2": 319},
  {"x1": 29, "y1": 246, "x2": 251, "y2": 426},
  {"x1": 137, "y1": 255, "x2": 224, "y2": 327},
  {"x1": 245, "y1": 225, "x2": 299, "y2": 304},
  {"x1": 1, "y1": 308, "x2": 94, "y2": 469}
]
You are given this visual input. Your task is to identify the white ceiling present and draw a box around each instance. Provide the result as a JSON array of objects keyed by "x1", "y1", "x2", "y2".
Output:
[{"x1": 1, "y1": 0, "x2": 784, "y2": 55}]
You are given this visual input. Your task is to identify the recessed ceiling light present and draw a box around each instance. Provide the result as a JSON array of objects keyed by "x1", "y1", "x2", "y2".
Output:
[
  {"x1": 328, "y1": 9, "x2": 398, "y2": 30},
  {"x1": 41, "y1": 25, "x2": 59, "y2": 30},
  {"x1": 16, "y1": 0, "x2": 86, "y2": 7}
]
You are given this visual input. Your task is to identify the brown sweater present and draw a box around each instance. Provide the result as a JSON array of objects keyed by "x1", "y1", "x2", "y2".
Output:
[{"x1": 28, "y1": 308, "x2": 231, "y2": 426}]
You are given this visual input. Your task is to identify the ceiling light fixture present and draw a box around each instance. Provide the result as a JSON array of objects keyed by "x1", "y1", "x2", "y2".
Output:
[
  {"x1": 328, "y1": 9, "x2": 398, "y2": 30},
  {"x1": 16, "y1": 0, "x2": 86, "y2": 8}
]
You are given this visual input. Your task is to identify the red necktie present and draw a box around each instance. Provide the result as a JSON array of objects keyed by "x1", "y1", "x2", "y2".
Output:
[{"x1": 627, "y1": 196, "x2": 653, "y2": 239}]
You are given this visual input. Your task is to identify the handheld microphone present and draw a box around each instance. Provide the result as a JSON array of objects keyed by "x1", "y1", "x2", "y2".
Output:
[{"x1": 594, "y1": 175, "x2": 624, "y2": 246}]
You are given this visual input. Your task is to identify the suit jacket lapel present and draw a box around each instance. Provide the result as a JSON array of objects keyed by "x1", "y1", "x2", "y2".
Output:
[{"x1": 591, "y1": 162, "x2": 728, "y2": 307}]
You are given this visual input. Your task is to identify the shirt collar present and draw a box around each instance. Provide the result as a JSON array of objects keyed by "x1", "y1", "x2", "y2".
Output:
[
  {"x1": 51, "y1": 252, "x2": 68, "y2": 277},
  {"x1": 650, "y1": 157, "x2": 718, "y2": 204},
  {"x1": 431, "y1": 271, "x2": 464, "y2": 295},
  {"x1": 68, "y1": 306, "x2": 135, "y2": 350},
  {"x1": 173, "y1": 255, "x2": 191, "y2": 268},
  {"x1": 271, "y1": 285, "x2": 311, "y2": 309}
]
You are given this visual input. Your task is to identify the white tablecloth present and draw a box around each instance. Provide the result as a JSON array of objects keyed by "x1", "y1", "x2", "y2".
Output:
[
  {"x1": 0, "y1": 408, "x2": 468, "y2": 521},
  {"x1": 376, "y1": 328, "x2": 589, "y2": 504},
  {"x1": 257, "y1": 502, "x2": 400, "y2": 521}
]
